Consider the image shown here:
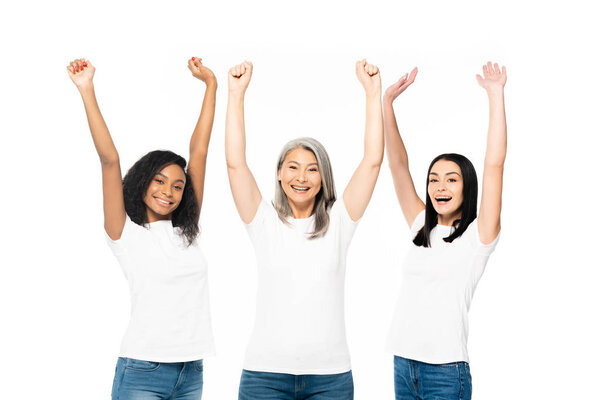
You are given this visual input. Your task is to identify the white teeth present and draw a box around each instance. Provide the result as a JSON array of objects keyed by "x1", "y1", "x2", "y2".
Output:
[
  {"x1": 156, "y1": 198, "x2": 171, "y2": 205},
  {"x1": 291, "y1": 186, "x2": 309, "y2": 191}
]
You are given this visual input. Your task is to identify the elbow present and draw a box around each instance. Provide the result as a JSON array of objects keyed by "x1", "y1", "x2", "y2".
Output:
[
  {"x1": 226, "y1": 158, "x2": 246, "y2": 171},
  {"x1": 364, "y1": 155, "x2": 384, "y2": 170},
  {"x1": 484, "y1": 157, "x2": 506, "y2": 170},
  {"x1": 100, "y1": 154, "x2": 119, "y2": 167}
]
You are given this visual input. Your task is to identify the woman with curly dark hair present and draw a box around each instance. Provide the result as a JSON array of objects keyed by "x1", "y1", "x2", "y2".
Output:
[{"x1": 68, "y1": 57, "x2": 217, "y2": 400}]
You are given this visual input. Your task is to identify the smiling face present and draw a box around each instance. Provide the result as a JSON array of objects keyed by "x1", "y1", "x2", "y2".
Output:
[
  {"x1": 277, "y1": 147, "x2": 322, "y2": 215},
  {"x1": 428, "y1": 159, "x2": 464, "y2": 225},
  {"x1": 143, "y1": 163, "x2": 186, "y2": 222}
]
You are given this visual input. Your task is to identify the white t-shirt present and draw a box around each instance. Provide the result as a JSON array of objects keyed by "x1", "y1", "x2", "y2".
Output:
[
  {"x1": 386, "y1": 210, "x2": 499, "y2": 364},
  {"x1": 244, "y1": 199, "x2": 358, "y2": 375},
  {"x1": 106, "y1": 216, "x2": 216, "y2": 362}
]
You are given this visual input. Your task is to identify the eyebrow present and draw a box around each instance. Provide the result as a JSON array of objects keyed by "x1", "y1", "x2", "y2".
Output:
[
  {"x1": 287, "y1": 161, "x2": 318, "y2": 167},
  {"x1": 156, "y1": 172, "x2": 186, "y2": 184},
  {"x1": 429, "y1": 172, "x2": 461, "y2": 176}
]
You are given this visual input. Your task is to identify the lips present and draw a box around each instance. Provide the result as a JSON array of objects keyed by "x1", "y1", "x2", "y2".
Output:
[
  {"x1": 291, "y1": 185, "x2": 310, "y2": 192},
  {"x1": 154, "y1": 197, "x2": 173, "y2": 207},
  {"x1": 435, "y1": 195, "x2": 452, "y2": 204}
]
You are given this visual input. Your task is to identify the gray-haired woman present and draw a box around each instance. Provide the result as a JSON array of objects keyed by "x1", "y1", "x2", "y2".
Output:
[{"x1": 225, "y1": 60, "x2": 384, "y2": 400}]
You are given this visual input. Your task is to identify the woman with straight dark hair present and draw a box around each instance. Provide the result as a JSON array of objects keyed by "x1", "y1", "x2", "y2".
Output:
[
  {"x1": 384, "y1": 62, "x2": 507, "y2": 400},
  {"x1": 225, "y1": 60, "x2": 384, "y2": 400},
  {"x1": 67, "y1": 57, "x2": 217, "y2": 399}
]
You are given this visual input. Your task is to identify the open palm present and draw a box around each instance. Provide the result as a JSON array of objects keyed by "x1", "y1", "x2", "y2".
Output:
[
  {"x1": 384, "y1": 67, "x2": 418, "y2": 102},
  {"x1": 476, "y1": 62, "x2": 506, "y2": 90}
]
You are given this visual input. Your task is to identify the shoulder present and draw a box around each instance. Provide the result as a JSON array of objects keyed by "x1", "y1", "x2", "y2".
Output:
[
  {"x1": 105, "y1": 215, "x2": 144, "y2": 254},
  {"x1": 466, "y1": 218, "x2": 500, "y2": 254},
  {"x1": 245, "y1": 199, "x2": 278, "y2": 237},
  {"x1": 409, "y1": 209, "x2": 426, "y2": 237}
]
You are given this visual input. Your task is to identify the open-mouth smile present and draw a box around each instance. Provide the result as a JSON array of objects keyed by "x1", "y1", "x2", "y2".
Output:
[
  {"x1": 291, "y1": 185, "x2": 310, "y2": 193},
  {"x1": 154, "y1": 197, "x2": 173, "y2": 207},
  {"x1": 434, "y1": 195, "x2": 452, "y2": 204}
]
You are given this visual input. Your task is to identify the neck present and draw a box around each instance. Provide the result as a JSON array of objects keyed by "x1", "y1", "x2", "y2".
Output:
[
  {"x1": 288, "y1": 200, "x2": 315, "y2": 219},
  {"x1": 146, "y1": 209, "x2": 172, "y2": 223},
  {"x1": 437, "y1": 211, "x2": 461, "y2": 226}
]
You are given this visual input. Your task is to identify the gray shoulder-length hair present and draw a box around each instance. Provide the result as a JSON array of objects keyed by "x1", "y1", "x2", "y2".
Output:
[{"x1": 274, "y1": 137, "x2": 336, "y2": 239}]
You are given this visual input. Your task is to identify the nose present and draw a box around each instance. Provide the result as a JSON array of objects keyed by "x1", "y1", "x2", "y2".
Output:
[
  {"x1": 297, "y1": 169, "x2": 307, "y2": 182},
  {"x1": 162, "y1": 186, "x2": 173, "y2": 197}
]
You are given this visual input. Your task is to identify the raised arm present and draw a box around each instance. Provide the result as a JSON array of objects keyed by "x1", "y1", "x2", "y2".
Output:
[
  {"x1": 476, "y1": 62, "x2": 507, "y2": 244},
  {"x1": 342, "y1": 60, "x2": 384, "y2": 221},
  {"x1": 68, "y1": 59, "x2": 125, "y2": 239},
  {"x1": 187, "y1": 57, "x2": 217, "y2": 216},
  {"x1": 383, "y1": 67, "x2": 424, "y2": 227},
  {"x1": 225, "y1": 61, "x2": 262, "y2": 223}
]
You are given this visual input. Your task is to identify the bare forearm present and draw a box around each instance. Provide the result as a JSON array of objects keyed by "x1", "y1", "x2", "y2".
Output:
[
  {"x1": 190, "y1": 81, "x2": 217, "y2": 158},
  {"x1": 383, "y1": 99, "x2": 409, "y2": 168},
  {"x1": 79, "y1": 85, "x2": 119, "y2": 165},
  {"x1": 225, "y1": 93, "x2": 248, "y2": 169},
  {"x1": 362, "y1": 92, "x2": 384, "y2": 167},
  {"x1": 484, "y1": 89, "x2": 507, "y2": 167}
]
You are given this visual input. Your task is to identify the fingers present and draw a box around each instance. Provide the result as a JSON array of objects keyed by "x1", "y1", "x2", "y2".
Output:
[
  {"x1": 355, "y1": 58, "x2": 367, "y2": 74},
  {"x1": 229, "y1": 61, "x2": 253, "y2": 78},
  {"x1": 356, "y1": 59, "x2": 379, "y2": 76},
  {"x1": 367, "y1": 63, "x2": 379, "y2": 76},
  {"x1": 482, "y1": 61, "x2": 506, "y2": 78},
  {"x1": 67, "y1": 58, "x2": 90, "y2": 74},
  {"x1": 407, "y1": 67, "x2": 418, "y2": 83}
]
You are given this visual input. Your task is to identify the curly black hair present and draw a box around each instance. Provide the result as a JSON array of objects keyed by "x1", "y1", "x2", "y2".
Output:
[{"x1": 122, "y1": 150, "x2": 199, "y2": 246}]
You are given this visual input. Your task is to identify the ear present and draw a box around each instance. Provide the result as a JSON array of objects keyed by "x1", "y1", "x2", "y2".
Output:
[{"x1": 277, "y1": 168, "x2": 282, "y2": 181}]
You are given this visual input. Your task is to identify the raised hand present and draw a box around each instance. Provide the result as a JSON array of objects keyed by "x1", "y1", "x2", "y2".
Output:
[
  {"x1": 476, "y1": 62, "x2": 507, "y2": 92},
  {"x1": 67, "y1": 58, "x2": 94, "y2": 90},
  {"x1": 355, "y1": 59, "x2": 381, "y2": 96},
  {"x1": 228, "y1": 61, "x2": 253, "y2": 95},
  {"x1": 384, "y1": 67, "x2": 418, "y2": 104},
  {"x1": 188, "y1": 57, "x2": 216, "y2": 86}
]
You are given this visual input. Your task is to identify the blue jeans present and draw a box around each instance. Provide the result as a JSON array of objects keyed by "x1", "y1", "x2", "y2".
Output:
[
  {"x1": 238, "y1": 369, "x2": 354, "y2": 400},
  {"x1": 394, "y1": 356, "x2": 471, "y2": 400},
  {"x1": 111, "y1": 357, "x2": 204, "y2": 400}
]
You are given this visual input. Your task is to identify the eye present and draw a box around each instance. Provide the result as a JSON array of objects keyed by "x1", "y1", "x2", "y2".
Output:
[
  {"x1": 448, "y1": 178, "x2": 456, "y2": 183},
  {"x1": 174, "y1": 185, "x2": 183, "y2": 191},
  {"x1": 288, "y1": 165, "x2": 297, "y2": 170},
  {"x1": 429, "y1": 178, "x2": 438, "y2": 183},
  {"x1": 155, "y1": 179, "x2": 164, "y2": 184},
  {"x1": 309, "y1": 168, "x2": 318, "y2": 172}
]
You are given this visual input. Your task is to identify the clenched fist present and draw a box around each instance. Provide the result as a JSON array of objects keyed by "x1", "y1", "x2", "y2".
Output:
[{"x1": 356, "y1": 59, "x2": 381, "y2": 96}]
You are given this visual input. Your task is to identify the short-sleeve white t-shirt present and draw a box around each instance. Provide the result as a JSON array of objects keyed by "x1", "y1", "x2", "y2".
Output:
[
  {"x1": 106, "y1": 216, "x2": 216, "y2": 362},
  {"x1": 243, "y1": 199, "x2": 358, "y2": 375},
  {"x1": 386, "y1": 210, "x2": 499, "y2": 364}
]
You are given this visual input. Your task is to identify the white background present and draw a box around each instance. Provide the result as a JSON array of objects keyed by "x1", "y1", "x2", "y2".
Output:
[{"x1": 1, "y1": 0, "x2": 598, "y2": 398}]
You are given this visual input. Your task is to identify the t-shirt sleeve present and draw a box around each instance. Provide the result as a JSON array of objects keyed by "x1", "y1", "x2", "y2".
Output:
[
  {"x1": 410, "y1": 209, "x2": 426, "y2": 238},
  {"x1": 331, "y1": 200, "x2": 359, "y2": 245},
  {"x1": 245, "y1": 199, "x2": 273, "y2": 244},
  {"x1": 470, "y1": 218, "x2": 500, "y2": 256},
  {"x1": 105, "y1": 215, "x2": 134, "y2": 256}
]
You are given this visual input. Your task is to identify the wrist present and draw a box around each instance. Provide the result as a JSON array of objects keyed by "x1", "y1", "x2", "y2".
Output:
[
  {"x1": 486, "y1": 86, "x2": 504, "y2": 97},
  {"x1": 205, "y1": 79, "x2": 217, "y2": 91},
  {"x1": 228, "y1": 88, "x2": 246, "y2": 97},
  {"x1": 382, "y1": 94, "x2": 395, "y2": 106},
  {"x1": 228, "y1": 90, "x2": 246, "y2": 102},
  {"x1": 365, "y1": 88, "x2": 382, "y2": 100},
  {"x1": 77, "y1": 82, "x2": 95, "y2": 94}
]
